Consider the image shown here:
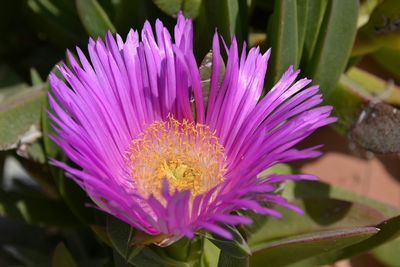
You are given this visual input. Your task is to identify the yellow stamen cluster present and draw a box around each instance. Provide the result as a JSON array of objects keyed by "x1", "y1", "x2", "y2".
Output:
[{"x1": 126, "y1": 116, "x2": 226, "y2": 200}]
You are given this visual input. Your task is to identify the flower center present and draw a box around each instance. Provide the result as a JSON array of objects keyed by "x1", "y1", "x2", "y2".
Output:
[{"x1": 126, "y1": 116, "x2": 226, "y2": 199}]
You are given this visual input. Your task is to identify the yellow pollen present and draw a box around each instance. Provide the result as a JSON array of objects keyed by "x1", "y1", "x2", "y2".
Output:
[{"x1": 126, "y1": 116, "x2": 226, "y2": 200}]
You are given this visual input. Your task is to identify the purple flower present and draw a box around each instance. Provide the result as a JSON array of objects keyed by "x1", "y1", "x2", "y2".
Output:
[{"x1": 48, "y1": 13, "x2": 335, "y2": 243}]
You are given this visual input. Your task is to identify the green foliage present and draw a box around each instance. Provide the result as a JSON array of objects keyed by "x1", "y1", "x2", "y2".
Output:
[
  {"x1": 76, "y1": 0, "x2": 116, "y2": 37},
  {"x1": 52, "y1": 243, "x2": 78, "y2": 267},
  {"x1": 0, "y1": 84, "x2": 45, "y2": 150},
  {"x1": 304, "y1": 0, "x2": 359, "y2": 96},
  {"x1": 153, "y1": 0, "x2": 202, "y2": 18},
  {"x1": 250, "y1": 227, "x2": 378, "y2": 267},
  {"x1": 265, "y1": 0, "x2": 298, "y2": 88}
]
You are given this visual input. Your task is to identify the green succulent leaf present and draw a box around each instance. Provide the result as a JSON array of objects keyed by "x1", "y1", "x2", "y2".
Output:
[
  {"x1": 0, "y1": 84, "x2": 45, "y2": 151},
  {"x1": 248, "y1": 198, "x2": 384, "y2": 248},
  {"x1": 195, "y1": 0, "x2": 247, "y2": 59},
  {"x1": 295, "y1": 0, "x2": 308, "y2": 65},
  {"x1": 52, "y1": 243, "x2": 78, "y2": 267},
  {"x1": 206, "y1": 224, "x2": 251, "y2": 259},
  {"x1": 201, "y1": 238, "x2": 220, "y2": 267},
  {"x1": 340, "y1": 215, "x2": 400, "y2": 258},
  {"x1": 76, "y1": 0, "x2": 116, "y2": 37},
  {"x1": 305, "y1": 0, "x2": 359, "y2": 96},
  {"x1": 106, "y1": 216, "x2": 142, "y2": 262},
  {"x1": 217, "y1": 251, "x2": 249, "y2": 267},
  {"x1": 265, "y1": 0, "x2": 298, "y2": 88},
  {"x1": 152, "y1": 0, "x2": 201, "y2": 18},
  {"x1": 250, "y1": 227, "x2": 378, "y2": 267},
  {"x1": 300, "y1": 0, "x2": 328, "y2": 67},
  {"x1": 285, "y1": 215, "x2": 400, "y2": 266},
  {"x1": 371, "y1": 238, "x2": 400, "y2": 267}
]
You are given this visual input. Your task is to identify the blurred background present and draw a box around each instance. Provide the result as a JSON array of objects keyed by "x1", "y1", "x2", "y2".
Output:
[{"x1": 0, "y1": 0, "x2": 399, "y2": 266}]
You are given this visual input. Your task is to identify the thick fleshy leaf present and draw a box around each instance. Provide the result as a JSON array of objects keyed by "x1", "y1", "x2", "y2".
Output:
[
  {"x1": 296, "y1": 0, "x2": 308, "y2": 65},
  {"x1": 250, "y1": 227, "x2": 378, "y2": 267},
  {"x1": 248, "y1": 198, "x2": 384, "y2": 247},
  {"x1": 152, "y1": 0, "x2": 201, "y2": 18},
  {"x1": 299, "y1": 0, "x2": 328, "y2": 66},
  {"x1": 130, "y1": 246, "x2": 190, "y2": 267},
  {"x1": 0, "y1": 84, "x2": 45, "y2": 150},
  {"x1": 305, "y1": 0, "x2": 359, "y2": 96},
  {"x1": 30, "y1": 68, "x2": 43, "y2": 86},
  {"x1": 217, "y1": 251, "x2": 249, "y2": 267},
  {"x1": 207, "y1": 225, "x2": 251, "y2": 259},
  {"x1": 76, "y1": 0, "x2": 116, "y2": 37},
  {"x1": 340, "y1": 215, "x2": 400, "y2": 258},
  {"x1": 167, "y1": 238, "x2": 203, "y2": 265},
  {"x1": 201, "y1": 239, "x2": 220, "y2": 267},
  {"x1": 195, "y1": 0, "x2": 247, "y2": 58},
  {"x1": 204, "y1": 0, "x2": 246, "y2": 42},
  {"x1": 372, "y1": 239, "x2": 400, "y2": 267},
  {"x1": 52, "y1": 243, "x2": 78, "y2": 267},
  {"x1": 106, "y1": 216, "x2": 142, "y2": 262},
  {"x1": 265, "y1": 0, "x2": 298, "y2": 88},
  {"x1": 286, "y1": 215, "x2": 400, "y2": 266}
]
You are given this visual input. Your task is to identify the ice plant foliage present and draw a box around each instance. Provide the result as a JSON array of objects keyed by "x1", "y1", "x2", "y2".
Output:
[{"x1": 48, "y1": 13, "x2": 335, "y2": 241}]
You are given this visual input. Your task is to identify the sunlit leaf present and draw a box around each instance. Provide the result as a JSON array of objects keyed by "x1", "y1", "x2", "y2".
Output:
[
  {"x1": 0, "y1": 84, "x2": 45, "y2": 151},
  {"x1": 287, "y1": 215, "x2": 400, "y2": 266},
  {"x1": 201, "y1": 238, "x2": 220, "y2": 267},
  {"x1": 250, "y1": 227, "x2": 378, "y2": 267},
  {"x1": 305, "y1": 0, "x2": 359, "y2": 96},
  {"x1": 248, "y1": 198, "x2": 384, "y2": 247}
]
